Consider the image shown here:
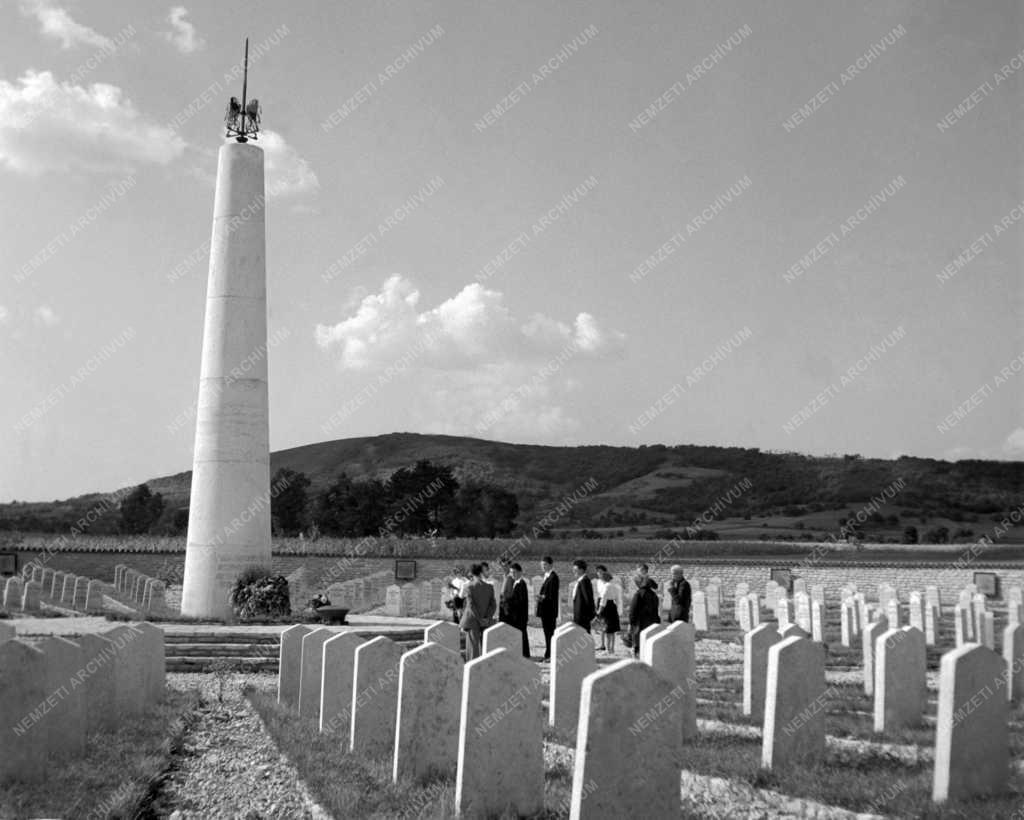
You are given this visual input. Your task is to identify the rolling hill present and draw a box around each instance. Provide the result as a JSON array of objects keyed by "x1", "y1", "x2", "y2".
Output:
[{"x1": 2, "y1": 433, "x2": 1022, "y2": 543}]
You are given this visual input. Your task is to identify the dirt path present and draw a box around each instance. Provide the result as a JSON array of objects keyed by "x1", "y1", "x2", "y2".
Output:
[{"x1": 157, "y1": 674, "x2": 331, "y2": 820}]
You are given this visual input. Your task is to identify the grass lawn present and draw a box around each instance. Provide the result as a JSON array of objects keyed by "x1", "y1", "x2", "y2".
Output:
[
  {"x1": 248, "y1": 685, "x2": 695, "y2": 819},
  {"x1": 0, "y1": 687, "x2": 200, "y2": 819},
  {"x1": 678, "y1": 731, "x2": 1024, "y2": 819}
]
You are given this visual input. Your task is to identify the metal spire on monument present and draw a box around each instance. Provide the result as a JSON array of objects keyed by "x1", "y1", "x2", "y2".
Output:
[
  {"x1": 225, "y1": 38, "x2": 262, "y2": 142},
  {"x1": 181, "y1": 39, "x2": 271, "y2": 618}
]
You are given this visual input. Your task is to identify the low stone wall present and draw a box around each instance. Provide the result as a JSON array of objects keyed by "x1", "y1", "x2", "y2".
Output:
[{"x1": 12, "y1": 549, "x2": 1024, "y2": 608}]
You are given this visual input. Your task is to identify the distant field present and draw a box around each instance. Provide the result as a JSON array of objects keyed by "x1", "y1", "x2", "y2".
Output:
[{"x1": 9, "y1": 533, "x2": 1024, "y2": 562}]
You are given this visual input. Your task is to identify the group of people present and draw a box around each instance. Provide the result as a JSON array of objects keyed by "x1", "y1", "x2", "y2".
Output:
[{"x1": 446, "y1": 558, "x2": 693, "y2": 662}]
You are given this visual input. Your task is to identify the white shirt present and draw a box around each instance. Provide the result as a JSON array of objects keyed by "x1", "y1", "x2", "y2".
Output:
[{"x1": 601, "y1": 579, "x2": 623, "y2": 611}]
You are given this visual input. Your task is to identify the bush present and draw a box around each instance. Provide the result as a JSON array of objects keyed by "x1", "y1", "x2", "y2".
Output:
[{"x1": 229, "y1": 566, "x2": 290, "y2": 619}]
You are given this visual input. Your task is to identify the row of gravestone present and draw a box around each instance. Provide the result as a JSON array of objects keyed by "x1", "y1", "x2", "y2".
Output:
[
  {"x1": 0, "y1": 621, "x2": 166, "y2": 782},
  {"x1": 276, "y1": 618, "x2": 699, "y2": 817},
  {"x1": 4, "y1": 566, "x2": 107, "y2": 614},
  {"x1": 952, "y1": 584, "x2": 1022, "y2": 649},
  {"x1": 3, "y1": 574, "x2": 42, "y2": 612},
  {"x1": 837, "y1": 582, "x2": 1024, "y2": 650},
  {"x1": 745, "y1": 619, "x2": 1022, "y2": 804},
  {"x1": 113, "y1": 565, "x2": 166, "y2": 614},
  {"x1": 322, "y1": 570, "x2": 391, "y2": 613}
]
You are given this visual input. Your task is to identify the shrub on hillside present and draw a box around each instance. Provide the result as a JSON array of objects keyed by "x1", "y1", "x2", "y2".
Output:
[{"x1": 230, "y1": 566, "x2": 290, "y2": 619}]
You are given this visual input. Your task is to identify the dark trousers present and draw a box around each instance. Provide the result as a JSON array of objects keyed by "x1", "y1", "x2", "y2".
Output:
[
  {"x1": 574, "y1": 617, "x2": 591, "y2": 634},
  {"x1": 464, "y1": 626, "x2": 483, "y2": 661},
  {"x1": 519, "y1": 624, "x2": 530, "y2": 658},
  {"x1": 541, "y1": 615, "x2": 557, "y2": 659}
]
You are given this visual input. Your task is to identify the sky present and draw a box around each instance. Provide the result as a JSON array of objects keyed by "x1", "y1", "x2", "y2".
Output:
[{"x1": 0, "y1": 0, "x2": 1021, "y2": 502}]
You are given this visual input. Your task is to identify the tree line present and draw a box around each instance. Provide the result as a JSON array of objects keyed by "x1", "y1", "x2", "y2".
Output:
[{"x1": 42, "y1": 459, "x2": 519, "y2": 539}]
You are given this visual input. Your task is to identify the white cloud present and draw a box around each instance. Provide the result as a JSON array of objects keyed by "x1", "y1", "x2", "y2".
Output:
[
  {"x1": 1002, "y1": 428, "x2": 1024, "y2": 458},
  {"x1": 315, "y1": 275, "x2": 625, "y2": 440},
  {"x1": 33, "y1": 305, "x2": 60, "y2": 326},
  {"x1": 19, "y1": 1, "x2": 114, "y2": 50},
  {"x1": 0, "y1": 305, "x2": 9, "y2": 324},
  {"x1": 260, "y1": 130, "x2": 319, "y2": 197},
  {"x1": 162, "y1": 6, "x2": 205, "y2": 54},
  {"x1": 316, "y1": 275, "x2": 624, "y2": 371},
  {"x1": 0, "y1": 71, "x2": 187, "y2": 174}
]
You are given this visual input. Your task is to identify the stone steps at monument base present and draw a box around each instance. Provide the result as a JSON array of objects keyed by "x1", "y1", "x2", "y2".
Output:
[{"x1": 163, "y1": 629, "x2": 425, "y2": 672}]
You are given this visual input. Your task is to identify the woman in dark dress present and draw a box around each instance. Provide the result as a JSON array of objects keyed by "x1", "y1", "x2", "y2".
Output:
[
  {"x1": 627, "y1": 574, "x2": 661, "y2": 657},
  {"x1": 596, "y1": 568, "x2": 622, "y2": 653}
]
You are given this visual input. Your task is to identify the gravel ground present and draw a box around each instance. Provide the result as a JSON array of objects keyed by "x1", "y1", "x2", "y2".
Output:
[{"x1": 159, "y1": 673, "x2": 329, "y2": 820}]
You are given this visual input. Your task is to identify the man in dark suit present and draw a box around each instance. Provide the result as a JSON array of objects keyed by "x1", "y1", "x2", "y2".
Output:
[
  {"x1": 508, "y1": 562, "x2": 530, "y2": 658},
  {"x1": 668, "y1": 564, "x2": 692, "y2": 623},
  {"x1": 459, "y1": 563, "x2": 496, "y2": 661},
  {"x1": 571, "y1": 558, "x2": 596, "y2": 633},
  {"x1": 498, "y1": 558, "x2": 515, "y2": 624},
  {"x1": 535, "y1": 556, "x2": 559, "y2": 661}
]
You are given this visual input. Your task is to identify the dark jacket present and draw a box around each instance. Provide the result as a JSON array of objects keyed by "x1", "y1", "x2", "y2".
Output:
[
  {"x1": 536, "y1": 571, "x2": 560, "y2": 620},
  {"x1": 499, "y1": 573, "x2": 516, "y2": 623},
  {"x1": 669, "y1": 578, "x2": 692, "y2": 623},
  {"x1": 459, "y1": 577, "x2": 496, "y2": 631},
  {"x1": 509, "y1": 577, "x2": 529, "y2": 631},
  {"x1": 628, "y1": 580, "x2": 661, "y2": 636},
  {"x1": 572, "y1": 574, "x2": 596, "y2": 626}
]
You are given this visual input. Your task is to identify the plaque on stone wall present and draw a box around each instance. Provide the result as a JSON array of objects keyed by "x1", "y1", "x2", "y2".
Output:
[
  {"x1": 770, "y1": 568, "x2": 792, "y2": 593},
  {"x1": 973, "y1": 571, "x2": 999, "y2": 598},
  {"x1": 0, "y1": 552, "x2": 15, "y2": 576},
  {"x1": 395, "y1": 559, "x2": 417, "y2": 581}
]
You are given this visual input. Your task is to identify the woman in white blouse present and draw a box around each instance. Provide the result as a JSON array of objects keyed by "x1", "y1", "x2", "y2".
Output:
[{"x1": 595, "y1": 565, "x2": 623, "y2": 653}]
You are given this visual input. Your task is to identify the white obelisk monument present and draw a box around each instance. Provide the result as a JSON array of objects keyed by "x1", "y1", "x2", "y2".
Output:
[{"x1": 181, "y1": 43, "x2": 270, "y2": 617}]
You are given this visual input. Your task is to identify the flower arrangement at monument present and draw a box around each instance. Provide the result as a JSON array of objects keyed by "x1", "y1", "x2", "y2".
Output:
[{"x1": 229, "y1": 566, "x2": 290, "y2": 619}]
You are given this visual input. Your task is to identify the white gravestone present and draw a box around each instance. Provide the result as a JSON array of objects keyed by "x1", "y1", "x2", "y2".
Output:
[
  {"x1": 483, "y1": 622, "x2": 523, "y2": 658},
  {"x1": 73, "y1": 576, "x2": 89, "y2": 609},
  {"x1": 862, "y1": 615, "x2": 889, "y2": 696},
  {"x1": 747, "y1": 592, "x2": 761, "y2": 626},
  {"x1": 78, "y1": 633, "x2": 117, "y2": 733},
  {"x1": 3, "y1": 577, "x2": 23, "y2": 610},
  {"x1": 873, "y1": 626, "x2": 926, "y2": 733},
  {"x1": 692, "y1": 591, "x2": 708, "y2": 631},
  {"x1": 743, "y1": 623, "x2": 782, "y2": 722},
  {"x1": 37, "y1": 635, "x2": 86, "y2": 760},
  {"x1": 103, "y1": 626, "x2": 145, "y2": 716},
  {"x1": 885, "y1": 598, "x2": 900, "y2": 627},
  {"x1": 954, "y1": 605, "x2": 971, "y2": 647},
  {"x1": 132, "y1": 622, "x2": 166, "y2": 706},
  {"x1": 424, "y1": 620, "x2": 461, "y2": 654},
  {"x1": 392, "y1": 642, "x2": 463, "y2": 784},
  {"x1": 320, "y1": 633, "x2": 365, "y2": 735},
  {"x1": 349, "y1": 636, "x2": 404, "y2": 758},
  {"x1": 385, "y1": 584, "x2": 404, "y2": 617},
  {"x1": 0, "y1": 640, "x2": 48, "y2": 781},
  {"x1": 1003, "y1": 623, "x2": 1024, "y2": 702},
  {"x1": 298, "y1": 628, "x2": 335, "y2": 720},
  {"x1": 455, "y1": 648, "x2": 544, "y2": 818},
  {"x1": 705, "y1": 583, "x2": 720, "y2": 617},
  {"x1": 932, "y1": 644, "x2": 1009, "y2": 802},
  {"x1": 908, "y1": 591, "x2": 924, "y2": 632},
  {"x1": 277, "y1": 624, "x2": 311, "y2": 708},
  {"x1": 810, "y1": 600, "x2": 824, "y2": 642},
  {"x1": 638, "y1": 622, "x2": 667, "y2": 657},
  {"x1": 571, "y1": 659, "x2": 682, "y2": 819},
  {"x1": 640, "y1": 621, "x2": 697, "y2": 741},
  {"x1": 980, "y1": 611, "x2": 995, "y2": 649},
  {"x1": 22, "y1": 580, "x2": 41, "y2": 611},
  {"x1": 762, "y1": 636, "x2": 826, "y2": 770},
  {"x1": 550, "y1": 623, "x2": 597, "y2": 740}
]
